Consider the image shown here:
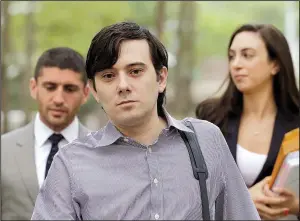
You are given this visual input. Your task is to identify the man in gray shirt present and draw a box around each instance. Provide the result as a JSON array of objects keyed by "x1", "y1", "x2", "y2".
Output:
[{"x1": 31, "y1": 21, "x2": 260, "y2": 220}]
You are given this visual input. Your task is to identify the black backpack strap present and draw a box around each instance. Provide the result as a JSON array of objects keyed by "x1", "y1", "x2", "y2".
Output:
[{"x1": 178, "y1": 120, "x2": 210, "y2": 220}]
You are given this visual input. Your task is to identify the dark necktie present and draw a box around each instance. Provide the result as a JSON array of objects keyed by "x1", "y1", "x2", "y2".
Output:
[{"x1": 45, "y1": 133, "x2": 64, "y2": 179}]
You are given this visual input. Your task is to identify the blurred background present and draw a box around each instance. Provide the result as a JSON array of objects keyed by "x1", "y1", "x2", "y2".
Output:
[{"x1": 1, "y1": 1, "x2": 299, "y2": 133}]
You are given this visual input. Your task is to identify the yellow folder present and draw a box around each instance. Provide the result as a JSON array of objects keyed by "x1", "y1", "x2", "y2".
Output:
[{"x1": 269, "y1": 128, "x2": 299, "y2": 188}]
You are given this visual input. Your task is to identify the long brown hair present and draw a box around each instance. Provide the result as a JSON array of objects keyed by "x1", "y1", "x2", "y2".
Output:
[{"x1": 196, "y1": 24, "x2": 299, "y2": 135}]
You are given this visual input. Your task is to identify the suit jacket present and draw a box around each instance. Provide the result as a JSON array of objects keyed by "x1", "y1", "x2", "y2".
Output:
[
  {"x1": 1, "y1": 119, "x2": 91, "y2": 220},
  {"x1": 225, "y1": 111, "x2": 299, "y2": 186}
]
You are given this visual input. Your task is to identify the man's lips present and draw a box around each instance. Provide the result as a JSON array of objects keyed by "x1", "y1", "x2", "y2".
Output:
[
  {"x1": 117, "y1": 100, "x2": 137, "y2": 106},
  {"x1": 49, "y1": 109, "x2": 67, "y2": 113}
]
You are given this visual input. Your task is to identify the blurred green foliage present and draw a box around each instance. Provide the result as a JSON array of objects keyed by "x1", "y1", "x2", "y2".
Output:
[{"x1": 3, "y1": 1, "x2": 297, "y2": 118}]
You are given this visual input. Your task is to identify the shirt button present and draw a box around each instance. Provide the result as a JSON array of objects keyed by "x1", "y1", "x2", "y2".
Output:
[
  {"x1": 123, "y1": 138, "x2": 129, "y2": 142},
  {"x1": 154, "y1": 178, "x2": 158, "y2": 184},
  {"x1": 155, "y1": 214, "x2": 159, "y2": 220},
  {"x1": 148, "y1": 147, "x2": 152, "y2": 153}
]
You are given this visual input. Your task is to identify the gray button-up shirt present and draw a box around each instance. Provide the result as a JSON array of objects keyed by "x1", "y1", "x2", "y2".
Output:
[{"x1": 31, "y1": 113, "x2": 260, "y2": 220}]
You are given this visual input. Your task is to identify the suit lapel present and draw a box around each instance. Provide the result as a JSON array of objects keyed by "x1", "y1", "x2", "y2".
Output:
[
  {"x1": 12, "y1": 121, "x2": 90, "y2": 206},
  {"x1": 226, "y1": 113, "x2": 293, "y2": 185},
  {"x1": 14, "y1": 122, "x2": 39, "y2": 204},
  {"x1": 225, "y1": 116, "x2": 241, "y2": 161},
  {"x1": 254, "y1": 112, "x2": 288, "y2": 184}
]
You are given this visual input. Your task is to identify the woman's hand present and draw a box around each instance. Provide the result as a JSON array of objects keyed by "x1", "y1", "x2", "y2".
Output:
[
  {"x1": 249, "y1": 176, "x2": 289, "y2": 220},
  {"x1": 263, "y1": 183, "x2": 299, "y2": 215}
]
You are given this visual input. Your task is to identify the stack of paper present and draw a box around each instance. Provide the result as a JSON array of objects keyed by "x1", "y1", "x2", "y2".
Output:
[
  {"x1": 269, "y1": 128, "x2": 299, "y2": 188},
  {"x1": 269, "y1": 128, "x2": 299, "y2": 220},
  {"x1": 272, "y1": 150, "x2": 299, "y2": 194}
]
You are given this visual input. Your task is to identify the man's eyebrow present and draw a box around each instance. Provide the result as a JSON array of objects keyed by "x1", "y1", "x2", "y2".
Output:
[
  {"x1": 125, "y1": 62, "x2": 146, "y2": 68},
  {"x1": 42, "y1": 81, "x2": 56, "y2": 85},
  {"x1": 100, "y1": 62, "x2": 147, "y2": 73},
  {"x1": 41, "y1": 82, "x2": 79, "y2": 87},
  {"x1": 64, "y1": 84, "x2": 79, "y2": 88}
]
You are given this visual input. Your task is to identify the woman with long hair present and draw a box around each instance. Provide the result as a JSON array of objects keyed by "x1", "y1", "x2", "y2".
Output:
[{"x1": 196, "y1": 24, "x2": 299, "y2": 220}]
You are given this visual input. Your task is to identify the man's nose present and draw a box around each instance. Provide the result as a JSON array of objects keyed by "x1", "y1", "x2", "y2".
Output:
[
  {"x1": 117, "y1": 73, "x2": 131, "y2": 94},
  {"x1": 53, "y1": 88, "x2": 65, "y2": 105}
]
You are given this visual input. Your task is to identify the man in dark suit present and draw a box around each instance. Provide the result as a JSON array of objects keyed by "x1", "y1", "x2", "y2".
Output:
[{"x1": 1, "y1": 47, "x2": 91, "y2": 220}]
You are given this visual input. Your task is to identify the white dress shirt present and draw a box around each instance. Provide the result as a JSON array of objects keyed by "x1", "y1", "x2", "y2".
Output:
[{"x1": 34, "y1": 113, "x2": 79, "y2": 188}]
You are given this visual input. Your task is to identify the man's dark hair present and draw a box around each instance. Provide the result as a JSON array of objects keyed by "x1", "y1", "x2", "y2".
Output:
[
  {"x1": 85, "y1": 21, "x2": 169, "y2": 117},
  {"x1": 34, "y1": 47, "x2": 87, "y2": 84}
]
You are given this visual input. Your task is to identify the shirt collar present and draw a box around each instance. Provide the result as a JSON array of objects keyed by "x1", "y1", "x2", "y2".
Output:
[
  {"x1": 163, "y1": 107, "x2": 194, "y2": 133},
  {"x1": 95, "y1": 107, "x2": 193, "y2": 147},
  {"x1": 95, "y1": 121, "x2": 123, "y2": 147},
  {"x1": 34, "y1": 112, "x2": 79, "y2": 148}
]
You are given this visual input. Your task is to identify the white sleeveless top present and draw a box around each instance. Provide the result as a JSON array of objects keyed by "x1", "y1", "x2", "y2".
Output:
[{"x1": 236, "y1": 144, "x2": 267, "y2": 187}]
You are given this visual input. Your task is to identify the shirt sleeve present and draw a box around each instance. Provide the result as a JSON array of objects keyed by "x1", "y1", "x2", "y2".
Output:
[
  {"x1": 214, "y1": 127, "x2": 261, "y2": 220},
  {"x1": 31, "y1": 149, "x2": 80, "y2": 220}
]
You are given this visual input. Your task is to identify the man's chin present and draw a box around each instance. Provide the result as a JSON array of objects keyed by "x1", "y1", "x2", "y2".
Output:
[
  {"x1": 113, "y1": 112, "x2": 145, "y2": 127},
  {"x1": 48, "y1": 116, "x2": 68, "y2": 126}
]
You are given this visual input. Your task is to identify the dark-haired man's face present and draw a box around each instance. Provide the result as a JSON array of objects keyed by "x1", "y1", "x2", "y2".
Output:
[
  {"x1": 30, "y1": 67, "x2": 89, "y2": 132},
  {"x1": 90, "y1": 40, "x2": 168, "y2": 127}
]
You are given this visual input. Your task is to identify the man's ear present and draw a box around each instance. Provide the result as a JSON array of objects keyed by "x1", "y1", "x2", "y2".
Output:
[
  {"x1": 29, "y1": 77, "x2": 38, "y2": 100},
  {"x1": 158, "y1": 66, "x2": 168, "y2": 93},
  {"x1": 88, "y1": 79, "x2": 100, "y2": 103},
  {"x1": 80, "y1": 84, "x2": 90, "y2": 105}
]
